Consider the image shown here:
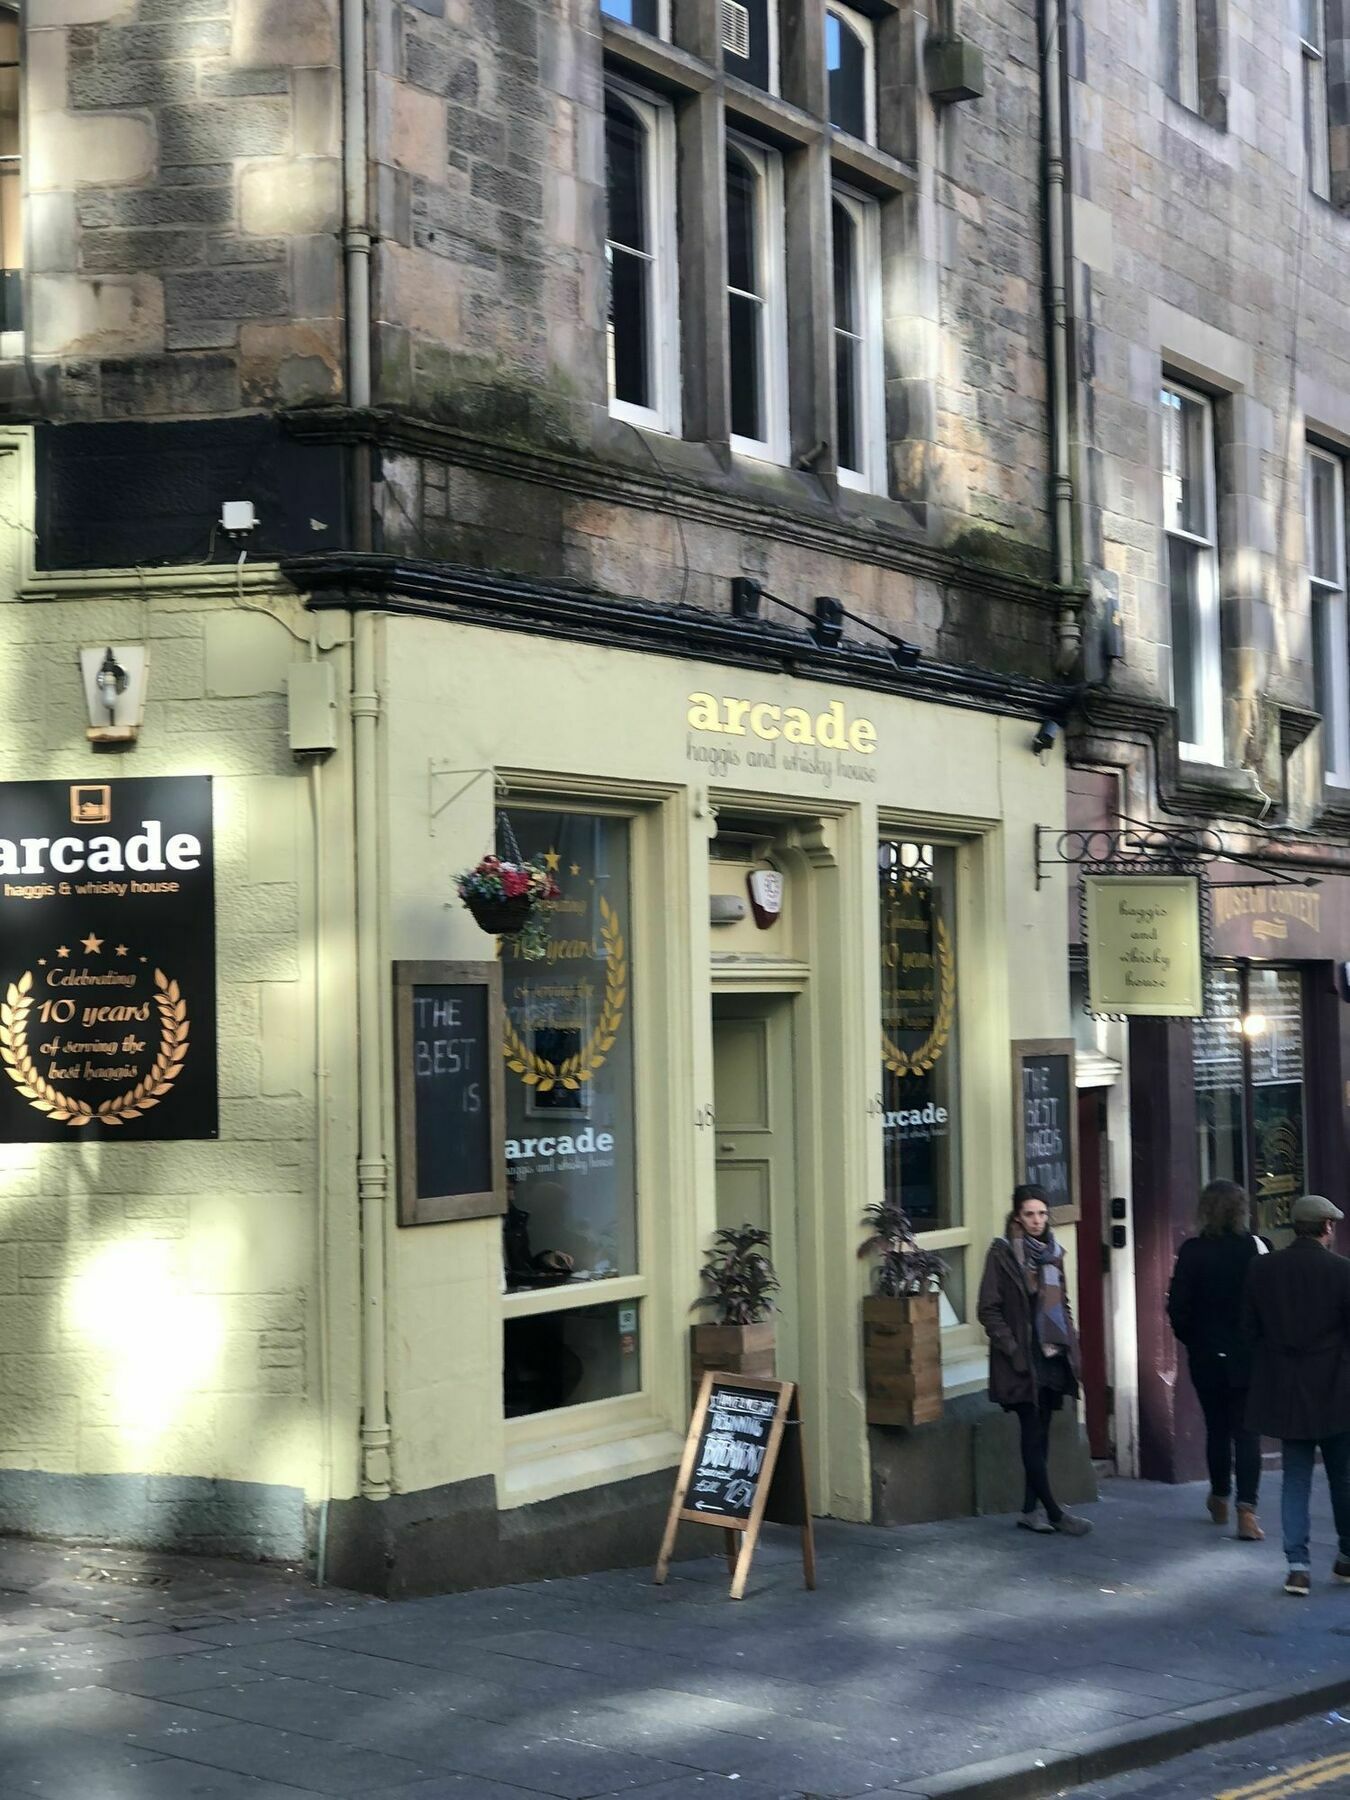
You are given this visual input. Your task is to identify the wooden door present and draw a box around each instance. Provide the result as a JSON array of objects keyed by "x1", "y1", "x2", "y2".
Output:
[{"x1": 712, "y1": 994, "x2": 800, "y2": 1383}]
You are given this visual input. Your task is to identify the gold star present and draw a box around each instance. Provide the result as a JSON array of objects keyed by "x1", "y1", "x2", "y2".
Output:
[
  {"x1": 37, "y1": 958, "x2": 45, "y2": 966},
  {"x1": 55, "y1": 946, "x2": 69, "y2": 959},
  {"x1": 543, "y1": 848, "x2": 561, "y2": 872},
  {"x1": 570, "y1": 863, "x2": 580, "y2": 877},
  {"x1": 115, "y1": 945, "x2": 129, "y2": 957},
  {"x1": 81, "y1": 933, "x2": 103, "y2": 955}
]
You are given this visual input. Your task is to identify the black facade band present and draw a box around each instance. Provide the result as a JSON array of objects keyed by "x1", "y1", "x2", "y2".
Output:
[{"x1": 285, "y1": 552, "x2": 1078, "y2": 725}]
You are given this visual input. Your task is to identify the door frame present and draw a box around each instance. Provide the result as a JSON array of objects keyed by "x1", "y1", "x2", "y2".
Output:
[{"x1": 711, "y1": 988, "x2": 802, "y2": 1384}]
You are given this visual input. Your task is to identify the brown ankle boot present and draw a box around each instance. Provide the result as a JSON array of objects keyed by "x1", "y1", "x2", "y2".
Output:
[
  {"x1": 1207, "y1": 1493, "x2": 1230, "y2": 1525},
  {"x1": 1237, "y1": 1505, "x2": 1264, "y2": 1541}
]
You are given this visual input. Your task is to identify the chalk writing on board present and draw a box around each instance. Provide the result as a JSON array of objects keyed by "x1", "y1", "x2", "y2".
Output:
[
  {"x1": 411, "y1": 982, "x2": 491, "y2": 1203},
  {"x1": 689, "y1": 1385, "x2": 779, "y2": 1520},
  {"x1": 1018, "y1": 1049, "x2": 1073, "y2": 1213}
]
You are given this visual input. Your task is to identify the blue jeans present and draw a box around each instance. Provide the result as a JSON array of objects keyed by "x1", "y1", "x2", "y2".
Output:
[{"x1": 1281, "y1": 1432, "x2": 1350, "y2": 1570}]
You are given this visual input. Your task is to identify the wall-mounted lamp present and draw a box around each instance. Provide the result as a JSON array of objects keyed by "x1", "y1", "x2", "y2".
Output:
[
  {"x1": 1031, "y1": 719, "x2": 1061, "y2": 756},
  {"x1": 730, "y1": 576, "x2": 763, "y2": 619},
  {"x1": 726, "y1": 577, "x2": 921, "y2": 671},
  {"x1": 812, "y1": 596, "x2": 845, "y2": 650},
  {"x1": 80, "y1": 644, "x2": 149, "y2": 746}
]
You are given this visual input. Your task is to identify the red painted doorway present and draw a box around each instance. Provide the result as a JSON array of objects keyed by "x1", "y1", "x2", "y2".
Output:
[{"x1": 1076, "y1": 1087, "x2": 1112, "y2": 1460}]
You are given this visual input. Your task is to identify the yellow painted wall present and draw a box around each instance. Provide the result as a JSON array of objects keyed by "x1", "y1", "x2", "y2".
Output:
[
  {"x1": 381, "y1": 618, "x2": 1072, "y2": 1523},
  {"x1": 0, "y1": 571, "x2": 359, "y2": 1519}
]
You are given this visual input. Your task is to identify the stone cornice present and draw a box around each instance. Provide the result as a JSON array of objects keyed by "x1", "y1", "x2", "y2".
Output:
[
  {"x1": 283, "y1": 551, "x2": 1077, "y2": 723},
  {"x1": 281, "y1": 407, "x2": 1066, "y2": 617}
]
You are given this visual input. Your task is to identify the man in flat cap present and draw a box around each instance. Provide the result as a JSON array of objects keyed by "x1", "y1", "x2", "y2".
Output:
[{"x1": 1245, "y1": 1195, "x2": 1350, "y2": 1596}]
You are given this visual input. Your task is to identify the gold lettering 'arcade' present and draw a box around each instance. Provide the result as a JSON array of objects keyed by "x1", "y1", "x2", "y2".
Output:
[{"x1": 686, "y1": 692, "x2": 878, "y2": 752}]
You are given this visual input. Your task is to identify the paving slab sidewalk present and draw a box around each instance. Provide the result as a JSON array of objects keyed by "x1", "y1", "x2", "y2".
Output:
[{"x1": 2, "y1": 1478, "x2": 1350, "y2": 1799}]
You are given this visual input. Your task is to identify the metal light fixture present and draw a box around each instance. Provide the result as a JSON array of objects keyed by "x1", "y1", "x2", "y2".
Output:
[
  {"x1": 79, "y1": 644, "x2": 149, "y2": 746},
  {"x1": 1032, "y1": 719, "x2": 1061, "y2": 756},
  {"x1": 812, "y1": 596, "x2": 845, "y2": 649}
]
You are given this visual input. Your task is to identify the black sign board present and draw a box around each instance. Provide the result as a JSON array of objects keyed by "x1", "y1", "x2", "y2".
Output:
[
  {"x1": 0, "y1": 776, "x2": 217, "y2": 1143},
  {"x1": 1012, "y1": 1038, "x2": 1079, "y2": 1223},
  {"x1": 394, "y1": 960, "x2": 505, "y2": 1225},
  {"x1": 687, "y1": 1381, "x2": 781, "y2": 1522},
  {"x1": 656, "y1": 1374, "x2": 816, "y2": 1600}
]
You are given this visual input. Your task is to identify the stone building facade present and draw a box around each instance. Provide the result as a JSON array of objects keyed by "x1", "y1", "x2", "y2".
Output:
[
  {"x1": 0, "y1": 0, "x2": 1115, "y2": 1583},
  {"x1": 1060, "y1": 0, "x2": 1350, "y2": 1486}
]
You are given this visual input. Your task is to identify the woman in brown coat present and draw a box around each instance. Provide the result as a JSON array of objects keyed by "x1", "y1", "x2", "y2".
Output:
[{"x1": 977, "y1": 1184, "x2": 1091, "y2": 1536}]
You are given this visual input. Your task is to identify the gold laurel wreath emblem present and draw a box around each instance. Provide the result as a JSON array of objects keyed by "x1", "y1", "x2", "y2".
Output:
[
  {"x1": 882, "y1": 915, "x2": 955, "y2": 1079},
  {"x1": 502, "y1": 895, "x2": 626, "y2": 1094},
  {"x1": 0, "y1": 968, "x2": 190, "y2": 1129}
]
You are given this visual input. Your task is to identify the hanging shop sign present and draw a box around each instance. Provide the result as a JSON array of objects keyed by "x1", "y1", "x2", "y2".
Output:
[
  {"x1": 0, "y1": 777, "x2": 217, "y2": 1142},
  {"x1": 1084, "y1": 873, "x2": 1204, "y2": 1017},
  {"x1": 1012, "y1": 1038, "x2": 1078, "y2": 1223},
  {"x1": 393, "y1": 960, "x2": 506, "y2": 1226},
  {"x1": 654, "y1": 1372, "x2": 816, "y2": 1601}
]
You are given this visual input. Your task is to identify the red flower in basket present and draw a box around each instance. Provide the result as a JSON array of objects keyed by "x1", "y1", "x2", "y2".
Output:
[{"x1": 455, "y1": 852, "x2": 560, "y2": 959}]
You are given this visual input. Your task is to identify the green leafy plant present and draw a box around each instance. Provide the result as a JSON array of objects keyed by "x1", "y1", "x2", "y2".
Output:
[
  {"x1": 695, "y1": 1224, "x2": 780, "y2": 1325},
  {"x1": 859, "y1": 1199, "x2": 948, "y2": 1297}
]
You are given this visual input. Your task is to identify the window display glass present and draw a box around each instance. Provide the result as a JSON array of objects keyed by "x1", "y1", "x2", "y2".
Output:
[
  {"x1": 879, "y1": 840, "x2": 961, "y2": 1231},
  {"x1": 500, "y1": 811, "x2": 637, "y2": 1290}
]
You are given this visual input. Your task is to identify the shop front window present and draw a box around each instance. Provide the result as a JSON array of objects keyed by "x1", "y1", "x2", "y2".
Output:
[
  {"x1": 1193, "y1": 964, "x2": 1307, "y2": 1231},
  {"x1": 1248, "y1": 967, "x2": 1306, "y2": 1224},
  {"x1": 879, "y1": 840, "x2": 960, "y2": 1233},
  {"x1": 1195, "y1": 966, "x2": 1245, "y2": 1188},
  {"x1": 500, "y1": 810, "x2": 639, "y2": 1416}
]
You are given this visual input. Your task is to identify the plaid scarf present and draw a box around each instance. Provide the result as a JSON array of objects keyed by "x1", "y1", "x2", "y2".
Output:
[{"x1": 1014, "y1": 1229, "x2": 1073, "y2": 1358}]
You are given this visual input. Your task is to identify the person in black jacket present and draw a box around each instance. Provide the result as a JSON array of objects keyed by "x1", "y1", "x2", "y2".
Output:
[
  {"x1": 1167, "y1": 1179, "x2": 1266, "y2": 1541},
  {"x1": 1244, "y1": 1194, "x2": 1350, "y2": 1597}
]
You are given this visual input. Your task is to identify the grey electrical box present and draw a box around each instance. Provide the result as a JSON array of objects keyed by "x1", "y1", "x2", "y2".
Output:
[
  {"x1": 287, "y1": 662, "x2": 338, "y2": 757},
  {"x1": 926, "y1": 35, "x2": 985, "y2": 103}
]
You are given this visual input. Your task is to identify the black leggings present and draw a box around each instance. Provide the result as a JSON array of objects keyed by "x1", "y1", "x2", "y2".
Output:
[
  {"x1": 1193, "y1": 1383, "x2": 1260, "y2": 1508},
  {"x1": 1014, "y1": 1389, "x2": 1061, "y2": 1523}
]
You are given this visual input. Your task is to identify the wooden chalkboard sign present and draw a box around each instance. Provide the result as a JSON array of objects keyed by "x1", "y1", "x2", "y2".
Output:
[
  {"x1": 1012, "y1": 1037, "x2": 1079, "y2": 1225},
  {"x1": 394, "y1": 961, "x2": 506, "y2": 1226},
  {"x1": 655, "y1": 1373, "x2": 816, "y2": 1600}
]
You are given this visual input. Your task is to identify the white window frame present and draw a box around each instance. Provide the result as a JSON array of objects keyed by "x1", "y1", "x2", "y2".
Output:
[
  {"x1": 1308, "y1": 444, "x2": 1350, "y2": 786},
  {"x1": 1162, "y1": 381, "x2": 1223, "y2": 765},
  {"x1": 1302, "y1": 2, "x2": 1332, "y2": 201},
  {"x1": 600, "y1": 0, "x2": 671, "y2": 41},
  {"x1": 726, "y1": 134, "x2": 789, "y2": 466},
  {"x1": 605, "y1": 80, "x2": 681, "y2": 438},
  {"x1": 1174, "y1": 0, "x2": 1200, "y2": 111},
  {"x1": 832, "y1": 185, "x2": 885, "y2": 495},
  {"x1": 825, "y1": 3, "x2": 876, "y2": 145}
]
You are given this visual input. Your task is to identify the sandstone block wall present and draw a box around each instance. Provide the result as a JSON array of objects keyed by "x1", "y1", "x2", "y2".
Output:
[{"x1": 19, "y1": 0, "x2": 344, "y2": 417}]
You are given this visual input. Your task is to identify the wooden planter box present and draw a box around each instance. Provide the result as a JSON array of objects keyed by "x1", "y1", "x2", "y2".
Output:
[
  {"x1": 690, "y1": 1321, "x2": 776, "y2": 1400},
  {"x1": 863, "y1": 1293, "x2": 943, "y2": 1427}
]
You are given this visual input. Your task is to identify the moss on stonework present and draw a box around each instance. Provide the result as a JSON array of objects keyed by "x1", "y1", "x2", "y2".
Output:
[
  {"x1": 411, "y1": 345, "x2": 583, "y2": 454},
  {"x1": 943, "y1": 526, "x2": 1052, "y2": 585}
]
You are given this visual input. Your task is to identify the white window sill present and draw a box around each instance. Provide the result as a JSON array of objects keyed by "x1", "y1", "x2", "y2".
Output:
[
  {"x1": 731, "y1": 437, "x2": 789, "y2": 468},
  {"x1": 610, "y1": 398, "x2": 678, "y2": 437}
]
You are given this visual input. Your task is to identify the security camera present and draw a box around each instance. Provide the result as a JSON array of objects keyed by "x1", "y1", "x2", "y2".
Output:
[{"x1": 1031, "y1": 719, "x2": 1060, "y2": 756}]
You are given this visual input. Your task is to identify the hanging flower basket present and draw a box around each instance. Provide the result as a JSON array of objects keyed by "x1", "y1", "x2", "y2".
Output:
[
  {"x1": 455, "y1": 854, "x2": 559, "y2": 960},
  {"x1": 464, "y1": 891, "x2": 534, "y2": 936}
]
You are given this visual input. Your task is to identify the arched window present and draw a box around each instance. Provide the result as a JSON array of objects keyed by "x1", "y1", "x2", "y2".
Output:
[
  {"x1": 826, "y1": 5, "x2": 874, "y2": 143},
  {"x1": 605, "y1": 86, "x2": 679, "y2": 433},
  {"x1": 832, "y1": 188, "x2": 883, "y2": 491},
  {"x1": 726, "y1": 140, "x2": 787, "y2": 461}
]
